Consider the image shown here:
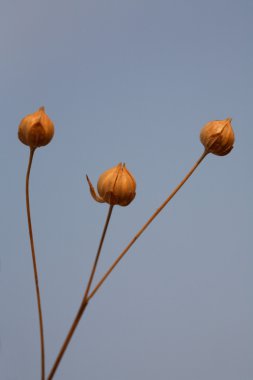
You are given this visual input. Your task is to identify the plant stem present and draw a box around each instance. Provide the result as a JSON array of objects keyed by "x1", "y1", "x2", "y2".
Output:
[
  {"x1": 47, "y1": 205, "x2": 114, "y2": 380},
  {"x1": 84, "y1": 204, "x2": 114, "y2": 300},
  {"x1": 26, "y1": 147, "x2": 45, "y2": 380},
  {"x1": 87, "y1": 150, "x2": 208, "y2": 302},
  {"x1": 48, "y1": 150, "x2": 207, "y2": 379}
]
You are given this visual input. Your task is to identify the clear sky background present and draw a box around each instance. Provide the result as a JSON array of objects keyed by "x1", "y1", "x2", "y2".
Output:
[{"x1": 0, "y1": 0, "x2": 252, "y2": 379}]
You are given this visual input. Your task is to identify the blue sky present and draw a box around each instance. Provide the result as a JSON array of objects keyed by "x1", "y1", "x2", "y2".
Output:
[{"x1": 0, "y1": 0, "x2": 252, "y2": 379}]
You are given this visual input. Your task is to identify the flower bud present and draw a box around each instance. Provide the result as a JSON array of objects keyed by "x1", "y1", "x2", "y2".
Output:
[
  {"x1": 200, "y1": 118, "x2": 235, "y2": 156},
  {"x1": 86, "y1": 163, "x2": 136, "y2": 206},
  {"x1": 18, "y1": 106, "x2": 54, "y2": 148}
]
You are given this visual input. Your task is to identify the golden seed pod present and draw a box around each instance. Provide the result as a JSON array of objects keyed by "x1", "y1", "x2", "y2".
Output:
[
  {"x1": 18, "y1": 106, "x2": 54, "y2": 148},
  {"x1": 200, "y1": 118, "x2": 235, "y2": 156},
  {"x1": 86, "y1": 163, "x2": 136, "y2": 206}
]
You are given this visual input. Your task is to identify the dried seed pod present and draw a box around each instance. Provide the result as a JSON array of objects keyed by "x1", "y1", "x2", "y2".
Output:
[
  {"x1": 86, "y1": 163, "x2": 136, "y2": 206},
  {"x1": 18, "y1": 106, "x2": 54, "y2": 148},
  {"x1": 200, "y1": 118, "x2": 235, "y2": 156}
]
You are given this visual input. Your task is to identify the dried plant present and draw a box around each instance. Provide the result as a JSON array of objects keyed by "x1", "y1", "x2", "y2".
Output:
[
  {"x1": 18, "y1": 107, "x2": 54, "y2": 380},
  {"x1": 18, "y1": 111, "x2": 235, "y2": 380}
]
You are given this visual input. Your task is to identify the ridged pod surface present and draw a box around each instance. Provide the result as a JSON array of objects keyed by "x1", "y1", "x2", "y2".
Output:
[
  {"x1": 18, "y1": 107, "x2": 54, "y2": 148},
  {"x1": 200, "y1": 118, "x2": 235, "y2": 156},
  {"x1": 87, "y1": 163, "x2": 136, "y2": 206}
]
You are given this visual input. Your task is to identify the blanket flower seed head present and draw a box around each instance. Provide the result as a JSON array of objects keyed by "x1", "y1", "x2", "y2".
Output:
[
  {"x1": 18, "y1": 106, "x2": 54, "y2": 148},
  {"x1": 200, "y1": 118, "x2": 235, "y2": 156},
  {"x1": 86, "y1": 163, "x2": 136, "y2": 206}
]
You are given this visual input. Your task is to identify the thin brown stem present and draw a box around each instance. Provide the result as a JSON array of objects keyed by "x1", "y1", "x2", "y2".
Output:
[
  {"x1": 87, "y1": 150, "x2": 208, "y2": 302},
  {"x1": 47, "y1": 205, "x2": 114, "y2": 380},
  {"x1": 83, "y1": 204, "x2": 114, "y2": 300},
  {"x1": 26, "y1": 147, "x2": 45, "y2": 380},
  {"x1": 47, "y1": 298, "x2": 88, "y2": 380}
]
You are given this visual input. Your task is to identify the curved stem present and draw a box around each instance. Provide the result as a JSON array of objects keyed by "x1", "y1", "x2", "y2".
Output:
[
  {"x1": 26, "y1": 147, "x2": 45, "y2": 380},
  {"x1": 87, "y1": 150, "x2": 208, "y2": 302},
  {"x1": 47, "y1": 205, "x2": 114, "y2": 380}
]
